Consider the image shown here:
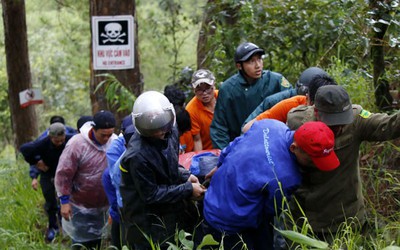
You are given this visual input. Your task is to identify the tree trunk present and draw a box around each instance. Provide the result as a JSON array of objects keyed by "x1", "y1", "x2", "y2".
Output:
[
  {"x1": 370, "y1": 0, "x2": 393, "y2": 110},
  {"x1": 197, "y1": 0, "x2": 240, "y2": 70},
  {"x1": 197, "y1": 0, "x2": 215, "y2": 69},
  {"x1": 2, "y1": 0, "x2": 38, "y2": 150},
  {"x1": 89, "y1": 0, "x2": 142, "y2": 127}
]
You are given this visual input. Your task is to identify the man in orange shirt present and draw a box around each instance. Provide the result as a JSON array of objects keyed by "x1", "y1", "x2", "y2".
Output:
[
  {"x1": 242, "y1": 68, "x2": 333, "y2": 133},
  {"x1": 186, "y1": 69, "x2": 218, "y2": 151}
]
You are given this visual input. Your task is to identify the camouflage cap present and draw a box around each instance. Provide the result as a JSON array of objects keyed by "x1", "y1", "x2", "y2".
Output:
[{"x1": 191, "y1": 69, "x2": 215, "y2": 88}]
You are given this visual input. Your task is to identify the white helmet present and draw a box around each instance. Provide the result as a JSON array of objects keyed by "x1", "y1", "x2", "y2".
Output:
[{"x1": 132, "y1": 91, "x2": 175, "y2": 137}]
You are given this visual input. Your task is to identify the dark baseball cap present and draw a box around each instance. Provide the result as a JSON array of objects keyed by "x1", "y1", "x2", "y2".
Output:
[
  {"x1": 315, "y1": 85, "x2": 354, "y2": 126},
  {"x1": 92, "y1": 110, "x2": 116, "y2": 129},
  {"x1": 77, "y1": 115, "x2": 93, "y2": 131}
]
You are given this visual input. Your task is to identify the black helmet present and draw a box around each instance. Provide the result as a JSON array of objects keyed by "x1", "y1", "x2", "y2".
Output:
[
  {"x1": 296, "y1": 67, "x2": 328, "y2": 95},
  {"x1": 234, "y1": 42, "x2": 265, "y2": 63}
]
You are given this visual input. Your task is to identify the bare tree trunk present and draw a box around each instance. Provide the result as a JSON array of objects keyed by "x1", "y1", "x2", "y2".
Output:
[
  {"x1": 197, "y1": 0, "x2": 240, "y2": 70},
  {"x1": 197, "y1": 0, "x2": 215, "y2": 69},
  {"x1": 89, "y1": 0, "x2": 142, "y2": 127},
  {"x1": 370, "y1": 0, "x2": 393, "y2": 110},
  {"x1": 2, "y1": 0, "x2": 38, "y2": 150}
]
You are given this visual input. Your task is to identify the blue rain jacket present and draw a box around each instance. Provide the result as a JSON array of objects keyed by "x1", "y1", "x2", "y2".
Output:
[{"x1": 204, "y1": 119, "x2": 301, "y2": 233}]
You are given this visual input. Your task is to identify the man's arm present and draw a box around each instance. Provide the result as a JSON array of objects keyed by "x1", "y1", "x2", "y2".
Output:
[
  {"x1": 242, "y1": 89, "x2": 297, "y2": 127},
  {"x1": 355, "y1": 107, "x2": 400, "y2": 141},
  {"x1": 29, "y1": 165, "x2": 40, "y2": 179},
  {"x1": 210, "y1": 90, "x2": 230, "y2": 149},
  {"x1": 205, "y1": 137, "x2": 236, "y2": 180},
  {"x1": 128, "y1": 157, "x2": 201, "y2": 204},
  {"x1": 242, "y1": 95, "x2": 307, "y2": 133},
  {"x1": 55, "y1": 141, "x2": 80, "y2": 221},
  {"x1": 193, "y1": 134, "x2": 203, "y2": 151},
  {"x1": 19, "y1": 139, "x2": 45, "y2": 165}
]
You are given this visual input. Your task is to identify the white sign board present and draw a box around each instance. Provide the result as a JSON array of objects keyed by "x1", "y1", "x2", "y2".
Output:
[
  {"x1": 92, "y1": 15, "x2": 134, "y2": 70},
  {"x1": 19, "y1": 89, "x2": 43, "y2": 108}
]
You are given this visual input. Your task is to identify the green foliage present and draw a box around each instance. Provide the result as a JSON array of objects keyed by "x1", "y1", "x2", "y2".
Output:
[
  {"x1": 166, "y1": 229, "x2": 219, "y2": 250},
  {"x1": 277, "y1": 230, "x2": 329, "y2": 249},
  {"x1": 0, "y1": 0, "x2": 91, "y2": 141},
  {"x1": 326, "y1": 56, "x2": 376, "y2": 111},
  {"x1": 27, "y1": 0, "x2": 91, "y2": 131},
  {"x1": 0, "y1": 69, "x2": 12, "y2": 144},
  {"x1": 137, "y1": 0, "x2": 205, "y2": 90},
  {"x1": 95, "y1": 73, "x2": 136, "y2": 112},
  {"x1": 201, "y1": 0, "x2": 400, "y2": 88}
]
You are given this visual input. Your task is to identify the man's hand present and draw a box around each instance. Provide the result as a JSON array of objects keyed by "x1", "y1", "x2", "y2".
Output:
[
  {"x1": 188, "y1": 174, "x2": 199, "y2": 184},
  {"x1": 60, "y1": 203, "x2": 72, "y2": 221},
  {"x1": 31, "y1": 178, "x2": 38, "y2": 191},
  {"x1": 205, "y1": 166, "x2": 218, "y2": 180},
  {"x1": 36, "y1": 160, "x2": 49, "y2": 172},
  {"x1": 191, "y1": 183, "x2": 206, "y2": 201}
]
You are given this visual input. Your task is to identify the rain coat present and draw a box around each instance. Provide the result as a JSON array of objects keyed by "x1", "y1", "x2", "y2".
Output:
[
  {"x1": 204, "y1": 119, "x2": 301, "y2": 233},
  {"x1": 55, "y1": 122, "x2": 117, "y2": 242}
]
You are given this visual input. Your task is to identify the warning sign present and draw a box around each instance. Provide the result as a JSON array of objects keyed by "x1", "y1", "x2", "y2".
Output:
[
  {"x1": 19, "y1": 89, "x2": 43, "y2": 108},
  {"x1": 92, "y1": 15, "x2": 134, "y2": 70}
]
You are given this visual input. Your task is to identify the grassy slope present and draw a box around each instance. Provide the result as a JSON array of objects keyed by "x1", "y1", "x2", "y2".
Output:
[{"x1": 0, "y1": 146, "x2": 70, "y2": 249}]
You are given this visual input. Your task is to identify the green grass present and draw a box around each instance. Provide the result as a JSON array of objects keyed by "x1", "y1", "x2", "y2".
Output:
[{"x1": 0, "y1": 146, "x2": 70, "y2": 250}]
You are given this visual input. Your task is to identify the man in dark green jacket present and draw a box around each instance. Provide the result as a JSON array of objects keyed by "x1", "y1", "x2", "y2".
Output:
[
  {"x1": 286, "y1": 84, "x2": 400, "y2": 241},
  {"x1": 210, "y1": 42, "x2": 292, "y2": 149}
]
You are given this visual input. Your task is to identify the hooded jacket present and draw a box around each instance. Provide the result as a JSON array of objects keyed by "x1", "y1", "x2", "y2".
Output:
[{"x1": 55, "y1": 122, "x2": 117, "y2": 208}]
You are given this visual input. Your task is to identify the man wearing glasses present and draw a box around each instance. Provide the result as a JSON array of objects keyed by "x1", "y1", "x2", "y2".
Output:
[
  {"x1": 186, "y1": 69, "x2": 218, "y2": 151},
  {"x1": 210, "y1": 42, "x2": 292, "y2": 149}
]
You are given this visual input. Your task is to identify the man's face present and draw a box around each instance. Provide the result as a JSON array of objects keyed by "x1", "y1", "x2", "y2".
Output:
[
  {"x1": 290, "y1": 143, "x2": 315, "y2": 167},
  {"x1": 151, "y1": 129, "x2": 168, "y2": 140},
  {"x1": 238, "y1": 53, "x2": 263, "y2": 80},
  {"x1": 50, "y1": 135, "x2": 66, "y2": 147},
  {"x1": 93, "y1": 128, "x2": 114, "y2": 145},
  {"x1": 194, "y1": 83, "x2": 214, "y2": 104}
]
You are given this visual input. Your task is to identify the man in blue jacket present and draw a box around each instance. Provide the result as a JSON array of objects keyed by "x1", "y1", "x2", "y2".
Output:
[
  {"x1": 203, "y1": 119, "x2": 339, "y2": 249},
  {"x1": 210, "y1": 42, "x2": 292, "y2": 149},
  {"x1": 29, "y1": 115, "x2": 77, "y2": 183},
  {"x1": 20, "y1": 122, "x2": 73, "y2": 242}
]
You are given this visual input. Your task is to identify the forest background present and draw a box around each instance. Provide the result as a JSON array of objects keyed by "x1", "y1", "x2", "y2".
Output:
[{"x1": 0, "y1": 0, "x2": 400, "y2": 249}]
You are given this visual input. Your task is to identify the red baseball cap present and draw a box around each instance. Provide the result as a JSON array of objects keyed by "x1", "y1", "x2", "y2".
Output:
[{"x1": 294, "y1": 121, "x2": 339, "y2": 171}]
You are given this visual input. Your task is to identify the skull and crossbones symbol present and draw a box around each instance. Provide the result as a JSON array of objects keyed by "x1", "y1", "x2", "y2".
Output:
[{"x1": 101, "y1": 22, "x2": 126, "y2": 43}]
